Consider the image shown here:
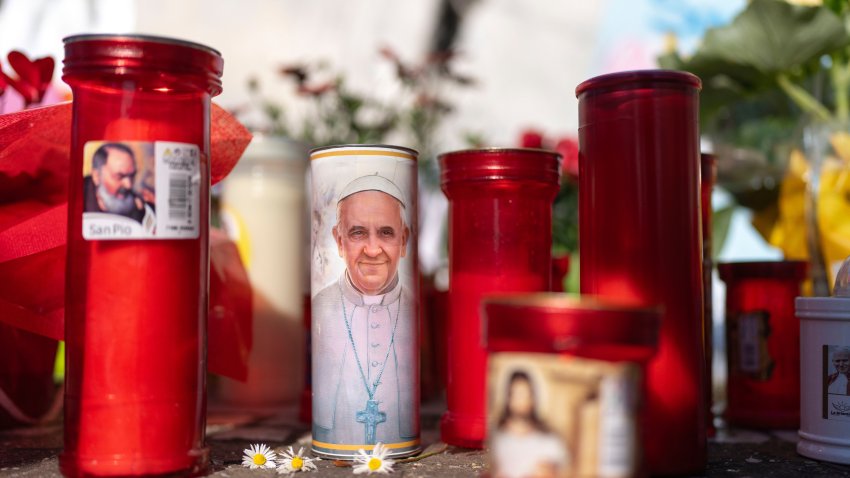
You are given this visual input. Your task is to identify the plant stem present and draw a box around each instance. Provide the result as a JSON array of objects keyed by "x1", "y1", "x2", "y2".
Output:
[
  {"x1": 831, "y1": 56, "x2": 850, "y2": 122},
  {"x1": 776, "y1": 73, "x2": 833, "y2": 122}
]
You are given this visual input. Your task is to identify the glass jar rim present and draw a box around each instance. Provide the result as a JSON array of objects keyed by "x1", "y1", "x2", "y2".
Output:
[
  {"x1": 439, "y1": 148, "x2": 562, "y2": 186},
  {"x1": 63, "y1": 34, "x2": 221, "y2": 56},
  {"x1": 718, "y1": 260, "x2": 808, "y2": 281},
  {"x1": 576, "y1": 69, "x2": 701, "y2": 97},
  {"x1": 63, "y1": 33, "x2": 223, "y2": 95},
  {"x1": 483, "y1": 293, "x2": 661, "y2": 354},
  {"x1": 309, "y1": 144, "x2": 419, "y2": 159}
]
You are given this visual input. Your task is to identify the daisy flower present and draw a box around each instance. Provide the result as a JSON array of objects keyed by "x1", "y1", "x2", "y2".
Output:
[
  {"x1": 353, "y1": 443, "x2": 395, "y2": 474},
  {"x1": 276, "y1": 446, "x2": 317, "y2": 474},
  {"x1": 242, "y1": 443, "x2": 277, "y2": 469}
]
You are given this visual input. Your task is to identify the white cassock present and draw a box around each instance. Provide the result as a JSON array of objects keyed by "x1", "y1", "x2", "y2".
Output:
[
  {"x1": 829, "y1": 373, "x2": 850, "y2": 395},
  {"x1": 312, "y1": 272, "x2": 418, "y2": 450}
]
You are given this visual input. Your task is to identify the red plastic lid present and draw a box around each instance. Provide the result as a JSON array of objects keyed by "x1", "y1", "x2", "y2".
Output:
[
  {"x1": 63, "y1": 34, "x2": 223, "y2": 95},
  {"x1": 575, "y1": 69, "x2": 701, "y2": 98},
  {"x1": 718, "y1": 261, "x2": 808, "y2": 282},
  {"x1": 483, "y1": 293, "x2": 661, "y2": 361},
  {"x1": 439, "y1": 148, "x2": 561, "y2": 187}
]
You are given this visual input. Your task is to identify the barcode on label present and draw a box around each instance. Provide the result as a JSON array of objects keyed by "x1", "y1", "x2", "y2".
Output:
[{"x1": 169, "y1": 175, "x2": 190, "y2": 221}]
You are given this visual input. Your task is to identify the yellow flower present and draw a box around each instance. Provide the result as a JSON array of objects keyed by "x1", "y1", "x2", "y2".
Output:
[
  {"x1": 276, "y1": 446, "x2": 318, "y2": 474},
  {"x1": 784, "y1": 0, "x2": 822, "y2": 5},
  {"x1": 353, "y1": 443, "x2": 395, "y2": 474},
  {"x1": 242, "y1": 443, "x2": 277, "y2": 469}
]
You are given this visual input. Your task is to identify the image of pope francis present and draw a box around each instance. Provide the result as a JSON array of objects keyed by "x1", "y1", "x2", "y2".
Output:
[{"x1": 312, "y1": 173, "x2": 419, "y2": 452}]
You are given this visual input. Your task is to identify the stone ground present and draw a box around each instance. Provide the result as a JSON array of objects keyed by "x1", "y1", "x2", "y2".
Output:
[{"x1": 2, "y1": 402, "x2": 850, "y2": 477}]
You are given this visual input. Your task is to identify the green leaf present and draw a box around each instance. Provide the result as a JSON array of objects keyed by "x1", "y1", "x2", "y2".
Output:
[
  {"x1": 657, "y1": 51, "x2": 685, "y2": 70},
  {"x1": 712, "y1": 205, "x2": 736, "y2": 260},
  {"x1": 693, "y1": 0, "x2": 849, "y2": 74}
]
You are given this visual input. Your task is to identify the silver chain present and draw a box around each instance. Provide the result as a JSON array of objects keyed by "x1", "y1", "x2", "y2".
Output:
[{"x1": 341, "y1": 288, "x2": 402, "y2": 401}]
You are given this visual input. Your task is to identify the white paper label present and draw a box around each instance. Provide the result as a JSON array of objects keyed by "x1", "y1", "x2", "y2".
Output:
[
  {"x1": 597, "y1": 373, "x2": 638, "y2": 477},
  {"x1": 82, "y1": 141, "x2": 200, "y2": 240},
  {"x1": 824, "y1": 344, "x2": 850, "y2": 421}
]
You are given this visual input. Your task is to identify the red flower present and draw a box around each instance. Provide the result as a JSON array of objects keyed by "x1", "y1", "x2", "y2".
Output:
[
  {"x1": 1, "y1": 51, "x2": 54, "y2": 106},
  {"x1": 297, "y1": 82, "x2": 335, "y2": 97},
  {"x1": 555, "y1": 137, "x2": 579, "y2": 180},
  {"x1": 519, "y1": 129, "x2": 545, "y2": 149},
  {"x1": 279, "y1": 65, "x2": 308, "y2": 85}
]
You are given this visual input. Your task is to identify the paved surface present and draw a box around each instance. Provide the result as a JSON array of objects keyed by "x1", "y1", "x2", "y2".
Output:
[{"x1": 3, "y1": 404, "x2": 850, "y2": 477}]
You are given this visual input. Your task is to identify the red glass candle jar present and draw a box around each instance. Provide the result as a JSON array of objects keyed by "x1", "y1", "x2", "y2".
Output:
[
  {"x1": 576, "y1": 70, "x2": 706, "y2": 475},
  {"x1": 61, "y1": 34, "x2": 222, "y2": 477},
  {"x1": 701, "y1": 153, "x2": 716, "y2": 434},
  {"x1": 483, "y1": 294, "x2": 660, "y2": 477},
  {"x1": 719, "y1": 261, "x2": 807, "y2": 429},
  {"x1": 439, "y1": 148, "x2": 561, "y2": 448}
]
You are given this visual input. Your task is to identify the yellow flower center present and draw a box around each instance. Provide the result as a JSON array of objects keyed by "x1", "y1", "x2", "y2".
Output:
[
  {"x1": 252, "y1": 453, "x2": 267, "y2": 466},
  {"x1": 292, "y1": 456, "x2": 304, "y2": 470},
  {"x1": 368, "y1": 457, "x2": 382, "y2": 471}
]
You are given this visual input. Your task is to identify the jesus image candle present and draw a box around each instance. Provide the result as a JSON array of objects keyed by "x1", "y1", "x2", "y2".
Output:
[
  {"x1": 60, "y1": 34, "x2": 222, "y2": 477},
  {"x1": 310, "y1": 145, "x2": 420, "y2": 459}
]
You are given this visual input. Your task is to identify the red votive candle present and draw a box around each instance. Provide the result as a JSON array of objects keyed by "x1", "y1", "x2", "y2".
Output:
[
  {"x1": 719, "y1": 261, "x2": 807, "y2": 429},
  {"x1": 439, "y1": 148, "x2": 561, "y2": 448},
  {"x1": 483, "y1": 294, "x2": 660, "y2": 477},
  {"x1": 577, "y1": 70, "x2": 706, "y2": 475},
  {"x1": 60, "y1": 35, "x2": 223, "y2": 477}
]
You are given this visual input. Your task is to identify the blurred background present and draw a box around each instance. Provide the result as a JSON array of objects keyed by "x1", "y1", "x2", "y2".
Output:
[{"x1": 6, "y1": 0, "x2": 847, "y2": 412}]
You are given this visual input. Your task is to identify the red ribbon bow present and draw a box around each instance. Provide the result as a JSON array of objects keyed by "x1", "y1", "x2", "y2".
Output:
[
  {"x1": 0, "y1": 102, "x2": 253, "y2": 380},
  {"x1": 1, "y1": 51, "x2": 55, "y2": 106}
]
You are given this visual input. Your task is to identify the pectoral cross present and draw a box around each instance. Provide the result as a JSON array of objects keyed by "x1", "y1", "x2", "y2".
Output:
[{"x1": 356, "y1": 399, "x2": 386, "y2": 444}]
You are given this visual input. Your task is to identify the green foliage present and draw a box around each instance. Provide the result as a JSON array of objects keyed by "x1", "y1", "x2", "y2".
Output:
[
  {"x1": 552, "y1": 179, "x2": 578, "y2": 254},
  {"x1": 673, "y1": 0, "x2": 850, "y2": 126},
  {"x1": 244, "y1": 49, "x2": 475, "y2": 193},
  {"x1": 712, "y1": 205, "x2": 735, "y2": 260}
]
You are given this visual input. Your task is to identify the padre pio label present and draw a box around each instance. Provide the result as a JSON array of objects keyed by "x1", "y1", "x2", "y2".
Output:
[{"x1": 82, "y1": 140, "x2": 200, "y2": 240}]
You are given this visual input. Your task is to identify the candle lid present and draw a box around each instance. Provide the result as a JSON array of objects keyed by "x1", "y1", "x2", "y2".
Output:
[
  {"x1": 718, "y1": 261, "x2": 808, "y2": 281},
  {"x1": 439, "y1": 148, "x2": 561, "y2": 186},
  {"x1": 483, "y1": 293, "x2": 661, "y2": 361},
  {"x1": 310, "y1": 144, "x2": 419, "y2": 158},
  {"x1": 575, "y1": 69, "x2": 701, "y2": 97},
  {"x1": 63, "y1": 34, "x2": 223, "y2": 95}
]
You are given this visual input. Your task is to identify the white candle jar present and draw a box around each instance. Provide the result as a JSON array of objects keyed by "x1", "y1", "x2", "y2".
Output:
[
  {"x1": 798, "y1": 257, "x2": 850, "y2": 464},
  {"x1": 217, "y1": 135, "x2": 309, "y2": 405}
]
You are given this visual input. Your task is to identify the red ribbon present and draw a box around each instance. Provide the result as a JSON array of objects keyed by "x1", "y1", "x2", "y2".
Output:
[{"x1": 0, "y1": 102, "x2": 253, "y2": 380}]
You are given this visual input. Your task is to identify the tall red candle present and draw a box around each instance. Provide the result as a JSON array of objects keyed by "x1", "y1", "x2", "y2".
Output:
[
  {"x1": 576, "y1": 70, "x2": 706, "y2": 474},
  {"x1": 701, "y1": 153, "x2": 716, "y2": 434},
  {"x1": 439, "y1": 148, "x2": 561, "y2": 448},
  {"x1": 60, "y1": 35, "x2": 222, "y2": 477},
  {"x1": 719, "y1": 261, "x2": 807, "y2": 428}
]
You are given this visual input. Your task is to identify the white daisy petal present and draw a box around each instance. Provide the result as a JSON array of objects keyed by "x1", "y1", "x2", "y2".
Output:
[
  {"x1": 275, "y1": 445, "x2": 317, "y2": 474},
  {"x1": 349, "y1": 443, "x2": 395, "y2": 474},
  {"x1": 241, "y1": 442, "x2": 277, "y2": 469}
]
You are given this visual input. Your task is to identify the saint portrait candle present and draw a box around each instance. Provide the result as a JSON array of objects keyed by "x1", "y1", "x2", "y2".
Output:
[
  {"x1": 61, "y1": 34, "x2": 222, "y2": 477},
  {"x1": 309, "y1": 145, "x2": 420, "y2": 460}
]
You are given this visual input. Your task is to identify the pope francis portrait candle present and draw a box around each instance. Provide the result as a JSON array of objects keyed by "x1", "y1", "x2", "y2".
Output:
[{"x1": 309, "y1": 145, "x2": 420, "y2": 460}]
